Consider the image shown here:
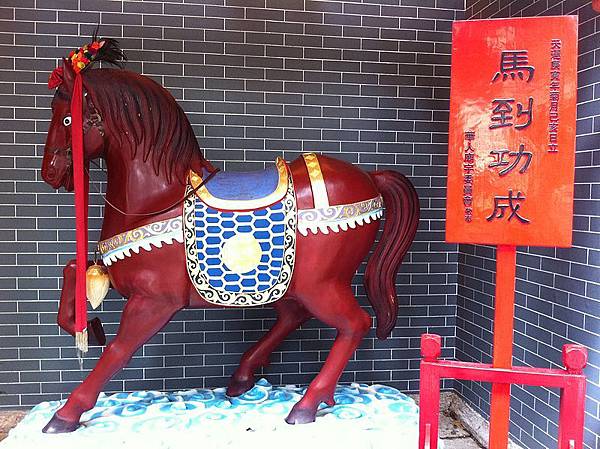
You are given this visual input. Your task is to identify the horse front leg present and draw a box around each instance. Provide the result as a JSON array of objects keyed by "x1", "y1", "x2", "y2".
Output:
[
  {"x1": 56, "y1": 259, "x2": 77, "y2": 335},
  {"x1": 57, "y1": 259, "x2": 106, "y2": 346},
  {"x1": 43, "y1": 294, "x2": 183, "y2": 433},
  {"x1": 227, "y1": 299, "x2": 311, "y2": 396},
  {"x1": 285, "y1": 286, "x2": 371, "y2": 425}
]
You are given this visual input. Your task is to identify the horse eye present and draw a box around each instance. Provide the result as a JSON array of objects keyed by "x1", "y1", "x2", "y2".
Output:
[{"x1": 63, "y1": 115, "x2": 72, "y2": 127}]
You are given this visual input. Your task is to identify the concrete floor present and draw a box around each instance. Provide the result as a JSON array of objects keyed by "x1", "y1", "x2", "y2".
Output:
[
  {"x1": 0, "y1": 411, "x2": 26, "y2": 442},
  {"x1": 439, "y1": 408, "x2": 485, "y2": 448},
  {"x1": 443, "y1": 438, "x2": 485, "y2": 449},
  {"x1": 0, "y1": 408, "x2": 484, "y2": 447}
]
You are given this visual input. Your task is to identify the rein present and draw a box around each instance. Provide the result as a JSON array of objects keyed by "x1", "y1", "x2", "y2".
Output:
[
  {"x1": 68, "y1": 84, "x2": 218, "y2": 354},
  {"x1": 87, "y1": 160, "x2": 219, "y2": 217}
]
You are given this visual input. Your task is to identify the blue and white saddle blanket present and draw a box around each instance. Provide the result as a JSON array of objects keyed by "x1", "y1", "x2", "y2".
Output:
[{"x1": 183, "y1": 158, "x2": 296, "y2": 307}]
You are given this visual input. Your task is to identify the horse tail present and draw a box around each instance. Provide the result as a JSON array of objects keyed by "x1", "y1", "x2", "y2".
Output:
[{"x1": 365, "y1": 171, "x2": 419, "y2": 340}]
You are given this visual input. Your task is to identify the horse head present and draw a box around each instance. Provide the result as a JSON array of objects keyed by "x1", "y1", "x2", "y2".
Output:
[
  {"x1": 42, "y1": 38, "x2": 125, "y2": 191},
  {"x1": 42, "y1": 58, "x2": 107, "y2": 191},
  {"x1": 42, "y1": 36, "x2": 212, "y2": 195}
]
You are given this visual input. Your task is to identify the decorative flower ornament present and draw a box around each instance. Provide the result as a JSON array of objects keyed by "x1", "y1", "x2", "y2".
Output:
[
  {"x1": 47, "y1": 40, "x2": 104, "y2": 89},
  {"x1": 69, "y1": 40, "x2": 103, "y2": 73},
  {"x1": 47, "y1": 36, "x2": 125, "y2": 90}
]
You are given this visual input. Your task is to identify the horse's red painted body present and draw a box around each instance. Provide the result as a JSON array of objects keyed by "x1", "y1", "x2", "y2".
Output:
[{"x1": 40, "y1": 53, "x2": 419, "y2": 432}]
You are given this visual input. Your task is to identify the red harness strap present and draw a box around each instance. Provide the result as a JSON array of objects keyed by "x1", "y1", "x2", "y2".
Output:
[{"x1": 71, "y1": 73, "x2": 89, "y2": 352}]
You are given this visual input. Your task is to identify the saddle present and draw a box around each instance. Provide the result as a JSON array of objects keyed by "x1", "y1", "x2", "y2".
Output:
[
  {"x1": 183, "y1": 158, "x2": 297, "y2": 307},
  {"x1": 189, "y1": 158, "x2": 289, "y2": 211}
]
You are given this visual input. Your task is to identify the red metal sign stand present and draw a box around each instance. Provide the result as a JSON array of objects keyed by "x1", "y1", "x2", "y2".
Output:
[
  {"x1": 417, "y1": 244, "x2": 588, "y2": 449},
  {"x1": 417, "y1": 246, "x2": 588, "y2": 449},
  {"x1": 489, "y1": 245, "x2": 516, "y2": 449},
  {"x1": 418, "y1": 333, "x2": 587, "y2": 449}
]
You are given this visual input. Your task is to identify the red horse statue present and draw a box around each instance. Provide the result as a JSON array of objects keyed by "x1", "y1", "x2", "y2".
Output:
[{"x1": 40, "y1": 38, "x2": 419, "y2": 433}]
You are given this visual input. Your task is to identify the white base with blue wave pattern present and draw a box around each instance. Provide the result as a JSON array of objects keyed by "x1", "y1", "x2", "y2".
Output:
[{"x1": 1, "y1": 379, "x2": 442, "y2": 449}]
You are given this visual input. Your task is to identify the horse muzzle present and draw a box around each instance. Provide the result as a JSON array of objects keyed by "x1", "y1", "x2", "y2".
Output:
[{"x1": 42, "y1": 147, "x2": 74, "y2": 191}]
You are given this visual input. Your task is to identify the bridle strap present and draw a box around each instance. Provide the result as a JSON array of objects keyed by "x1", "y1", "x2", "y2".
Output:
[{"x1": 82, "y1": 107, "x2": 104, "y2": 136}]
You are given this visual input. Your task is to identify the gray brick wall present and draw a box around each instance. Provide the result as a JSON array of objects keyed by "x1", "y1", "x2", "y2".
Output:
[
  {"x1": 0, "y1": 1, "x2": 463, "y2": 408},
  {"x1": 457, "y1": 2, "x2": 600, "y2": 449}
]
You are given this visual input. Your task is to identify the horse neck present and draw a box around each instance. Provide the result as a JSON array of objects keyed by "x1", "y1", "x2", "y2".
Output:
[{"x1": 99, "y1": 141, "x2": 199, "y2": 239}]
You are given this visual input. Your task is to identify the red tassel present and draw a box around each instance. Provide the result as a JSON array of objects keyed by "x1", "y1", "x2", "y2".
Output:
[{"x1": 71, "y1": 73, "x2": 89, "y2": 352}]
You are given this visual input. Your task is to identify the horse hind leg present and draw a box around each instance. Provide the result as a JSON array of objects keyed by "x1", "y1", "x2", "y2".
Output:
[
  {"x1": 43, "y1": 294, "x2": 183, "y2": 433},
  {"x1": 227, "y1": 299, "x2": 311, "y2": 397},
  {"x1": 285, "y1": 286, "x2": 371, "y2": 425}
]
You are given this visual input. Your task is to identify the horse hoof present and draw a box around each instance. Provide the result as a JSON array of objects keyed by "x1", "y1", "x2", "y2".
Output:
[
  {"x1": 87, "y1": 317, "x2": 106, "y2": 346},
  {"x1": 42, "y1": 414, "x2": 80, "y2": 434},
  {"x1": 285, "y1": 407, "x2": 316, "y2": 425},
  {"x1": 226, "y1": 377, "x2": 255, "y2": 397}
]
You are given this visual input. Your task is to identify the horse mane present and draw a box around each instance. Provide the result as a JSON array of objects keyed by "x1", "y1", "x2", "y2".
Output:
[
  {"x1": 65, "y1": 35, "x2": 211, "y2": 184},
  {"x1": 83, "y1": 68, "x2": 210, "y2": 183}
]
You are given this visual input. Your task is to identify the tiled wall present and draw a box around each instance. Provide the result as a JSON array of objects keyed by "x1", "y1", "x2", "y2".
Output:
[
  {"x1": 457, "y1": 1, "x2": 599, "y2": 449},
  {"x1": 0, "y1": 0, "x2": 463, "y2": 408},
  {"x1": 3, "y1": 3, "x2": 597, "y2": 449}
]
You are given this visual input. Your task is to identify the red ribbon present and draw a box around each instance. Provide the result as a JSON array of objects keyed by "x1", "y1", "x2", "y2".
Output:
[
  {"x1": 48, "y1": 67, "x2": 64, "y2": 89},
  {"x1": 70, "y1": 73, "x2": 89, "y2": 342}
]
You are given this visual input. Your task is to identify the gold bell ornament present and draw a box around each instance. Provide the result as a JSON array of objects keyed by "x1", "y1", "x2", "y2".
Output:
[{"x1": 86, "y1": 254, "x2": 110, "y2": 309}]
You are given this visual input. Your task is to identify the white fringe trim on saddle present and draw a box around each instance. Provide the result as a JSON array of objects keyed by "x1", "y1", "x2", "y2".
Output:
[{"x1": 297, "y1": 196, "x2": 384, "y2": 236}]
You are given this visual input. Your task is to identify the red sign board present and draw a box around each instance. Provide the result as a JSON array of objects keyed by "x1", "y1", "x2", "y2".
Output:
[{"x1": 446, "y1": 16, "x2": 578, "y2": 247}]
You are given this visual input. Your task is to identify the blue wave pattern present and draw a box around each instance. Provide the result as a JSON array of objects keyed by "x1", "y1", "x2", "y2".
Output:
[{"x1": 4, "y1": 379, "x2": 433, "y2": 449}]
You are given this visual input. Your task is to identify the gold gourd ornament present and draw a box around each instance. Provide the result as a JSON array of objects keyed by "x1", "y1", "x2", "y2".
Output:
[{"x1": 86, "y1": 255, "x2": 109, "y2": 309}]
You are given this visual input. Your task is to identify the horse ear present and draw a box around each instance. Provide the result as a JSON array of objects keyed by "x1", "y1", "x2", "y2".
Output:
[{"x1": 61, "y1": 58, "x2": 75, "y2": 91}]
